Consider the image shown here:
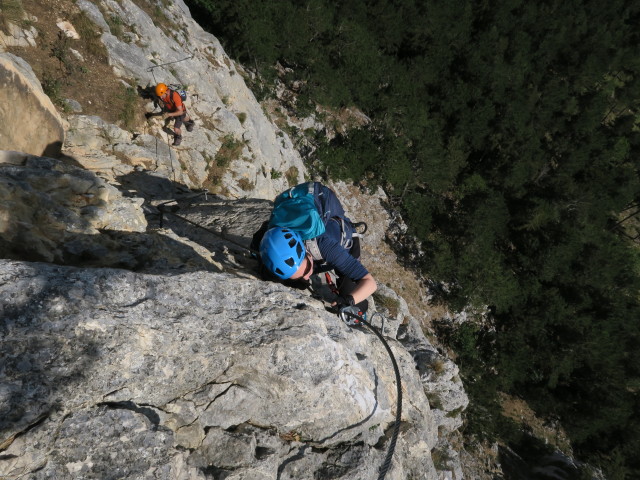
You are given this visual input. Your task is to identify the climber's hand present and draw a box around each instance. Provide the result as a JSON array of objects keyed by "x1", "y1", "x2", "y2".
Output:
[
  {"x1": 338, "y1": 304, "x2": 362, "y2": 326},
  {"x1": 333, "y1": 295, "x2": 362, "y2": 326}
]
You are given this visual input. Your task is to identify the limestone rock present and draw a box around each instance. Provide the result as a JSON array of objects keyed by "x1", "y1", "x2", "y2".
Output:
[
  {"x1": 56, "y1": 19, "x2": 80, "y2": 39},
  {"x1": 75, "y1": 0, "x2": 111, "y2": 33},
  {"x1": 0, "y1": 157, "x2": 468, "y2": 479},
  {"x1": 71, "y1": 0, "x2": 306, "y2": 200},
  {"x1": 0, "y1": 259, "x2": 437, "y2": 479},
  {"x1": 0, "y1": 53, "x2": 64, "y2": 157},
  {"x1": 64, "y1": 98, "x2": 82, "y2": 112},
  {"x1": 0, "y1": 0, "x2": 476, "y2": 476},
  {"x1": 0, "y1": 21, "x2": 38, "y2": 51},
  {"x1": 0, "y1": 152, "x2": 147, "y2": 264},
  {"x1": 398, "y1": 317, "x2": 469, "y2": 435}
]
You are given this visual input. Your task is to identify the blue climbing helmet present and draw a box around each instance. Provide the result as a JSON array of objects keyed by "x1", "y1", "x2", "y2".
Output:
[{"x1": 259, "y1": 227, "x2": 306, "y2": 279}]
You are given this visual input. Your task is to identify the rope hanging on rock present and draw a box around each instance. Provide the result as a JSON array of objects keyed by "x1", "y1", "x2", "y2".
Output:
[
  {"x1": 343, "y1": 310, "x2": 402, "y2": 480},
  {"x1": 158, "y1": 198, "x2": 402, "y2": 478}
]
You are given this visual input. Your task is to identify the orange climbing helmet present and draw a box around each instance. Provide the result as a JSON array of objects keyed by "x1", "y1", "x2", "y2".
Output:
[{"x1": 155, "y1": 82, "x2": 168, "y2": 97}]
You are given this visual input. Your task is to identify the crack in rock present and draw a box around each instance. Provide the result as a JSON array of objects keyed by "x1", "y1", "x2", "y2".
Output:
[{"x1": 97, "y1": 400, "x2": 161, "y2": 428}]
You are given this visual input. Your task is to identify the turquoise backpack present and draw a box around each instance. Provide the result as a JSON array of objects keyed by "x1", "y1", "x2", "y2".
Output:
[
  {"x1": 256, "y1": 182, "x2": 362, "y2": 267},
  {"x1": 268, "y1": 183, "x2": 326, "y2": 241}
]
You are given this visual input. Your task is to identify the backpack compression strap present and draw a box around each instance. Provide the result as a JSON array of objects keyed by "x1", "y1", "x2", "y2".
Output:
[{"x1": 304, "y1": 218, "x2": 364, "y2": 265}]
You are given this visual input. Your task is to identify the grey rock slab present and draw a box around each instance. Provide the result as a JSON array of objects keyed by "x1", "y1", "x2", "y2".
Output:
[
  {"x1": 0, "y1": 258, "x2": 436, "y2": 479},
  {"x1": 0, "y1": 53, "x2": 64, "y2": 157},
  {"x1": 0, "y1": 153, "x2": 148, "y2": 263},
  {"x1": 76, "y1": 0, "x2": 111, "y2": 33}
]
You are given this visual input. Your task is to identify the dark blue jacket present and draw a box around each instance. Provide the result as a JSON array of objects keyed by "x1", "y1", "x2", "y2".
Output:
[{"x1": 311, "y1": 183, "x2": 368, "y2": 281}]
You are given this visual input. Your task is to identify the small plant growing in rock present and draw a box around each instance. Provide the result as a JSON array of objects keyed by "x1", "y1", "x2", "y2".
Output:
[
  {"x1": 72, "y1": 10, "x2": 107, "y2": 61},
  {"x1": 236, "y1": 112, "x2": 247, "y2": 124},
  {"x1": 118, "y1": 86, "x2": 138, "y2": 130},
  {"x1": 445, "y1": 406, "x2": 465, "y2": 418},
  {"x1": 107, "y1": 14, "x2": 124, "y2": 39},
  {"x1": 285, "y1": 166, "x2": 299, "y2": 186},
  {"x1": 279, "y1": 430, "x2": 303, "y2": 442},
  {"x1": 237, "y1": 178, "x2": 254, "y2": 191},
  {"x1": 429, "y1": 357, "x2": 447, "y2": 376},
  {"x1": 50, "y1": 31, "x2": 75, "y2": 77},
  {"x1": 41, "y1": 72, "x2": 61, "y2": 102},
  {"x1": 270, "y1": 169, "x2": 282, "y2": 180},
  {"x1": 204, "y1": 136, "x2": 244, "y2": 192},
  {"x1": 372, "y1": 293, "x2": 400, "y2": 318},
  {"x1": 137, "y1": 0, "x2": 174, "y2": 34},
  {"x1": 426, "y1": 392, "x2": 444, "y2": 410},
  {"x1": 430, "y1": 445, "x2": 455, "y2": 471},
  {"x1": 214, "y1": 134, "x2": 243, "y2": 167},
  {"x1": 0, "y1": 0, "x2": 25, "y2": 29}
]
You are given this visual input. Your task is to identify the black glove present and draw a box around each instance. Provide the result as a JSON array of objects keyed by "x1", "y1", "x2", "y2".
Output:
[
  {"x1": 339, "y1": 305, "x2": 362, "y2": 325},
  {"x1": 335, "y1": 295, "x2": 362, "y2": 326}
]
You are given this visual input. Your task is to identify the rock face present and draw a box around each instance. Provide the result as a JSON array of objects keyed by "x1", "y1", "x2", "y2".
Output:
[
  {"x1": 0, "y1": 53, "x2": 64, "y2": 157},
  {"x1": 0, "y1": 21, "x2": 38, "y2": 50},
  {"x1": 0, "y1": 0, "x2": 470, "y2": 477},
  {"x1": 0, "y1": 153, "x2": 466, "y2": 479},
  {"x1": 68, "y1": 0, "x2": 306, "y2": 199},
  {"x1": 0, "y1": 258, "x2": 437, "y2": 479},
  {"x1": 0, "y1": 151, "x2": 147, "y2": 265}
]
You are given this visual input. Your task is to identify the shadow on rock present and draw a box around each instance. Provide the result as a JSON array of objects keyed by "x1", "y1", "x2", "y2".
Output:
[
  {"x1": 116, "y1": 169, "x2": 190, "y2": 202},
  {"x1": 0, "y1": 260, "x2": 104, "y2": 445},
  {"x1": 0, "y1": 151, "x2": 221, "y2": 275},
  {"x1": 116, "y1": 170, "x2": 274, "y2": 275},
  {"x1": 0, "y1": 258, "x2": 199, "y2": 477},
  {"x1": 41, "y1": 140, "x2": 62, "y2": 159},
  {"x1": 0, "y1": 224, "x2": 220, "y2": 274}
]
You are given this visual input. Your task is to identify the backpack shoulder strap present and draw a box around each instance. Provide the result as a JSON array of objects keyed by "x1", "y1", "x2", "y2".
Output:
[
  {"x1": 334, "y1": 216, "x2": 353, "y2": 251},
  {"x1": 304, "y1": 238, "x2": 324, "y2": 262},
  {"x1": 169, "y1": 90, "x2": 183, "y2": 110}
]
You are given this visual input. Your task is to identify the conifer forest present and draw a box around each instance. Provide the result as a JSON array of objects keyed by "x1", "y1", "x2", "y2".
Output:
[{"x1": 187, "y1": 0, "x2": 640, "y2": 477}]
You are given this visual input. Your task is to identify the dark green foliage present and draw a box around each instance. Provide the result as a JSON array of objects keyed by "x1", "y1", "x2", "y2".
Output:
[{"x1": 187, "y1": 0, "x2": 640, "y2": 476}]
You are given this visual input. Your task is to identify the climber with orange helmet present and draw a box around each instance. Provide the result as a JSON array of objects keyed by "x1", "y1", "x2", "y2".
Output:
[{"x1": 150, "y1": 82, "x2": 195, "y2": 146}]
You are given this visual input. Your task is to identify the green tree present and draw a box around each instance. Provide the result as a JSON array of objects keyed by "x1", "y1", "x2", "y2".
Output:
[{"x1": 187, "y1": 0, "x2": 640, "y2": 475}]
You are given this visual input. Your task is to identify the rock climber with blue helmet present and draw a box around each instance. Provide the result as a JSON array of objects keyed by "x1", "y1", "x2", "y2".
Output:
[{"x1": 253, "y1": 182, "x2": 377, "y2": 321}]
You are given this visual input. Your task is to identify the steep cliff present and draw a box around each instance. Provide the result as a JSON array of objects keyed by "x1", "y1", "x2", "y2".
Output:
[{"x1": 0, "y1": 1, "x2": 468, "y2": 478}]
